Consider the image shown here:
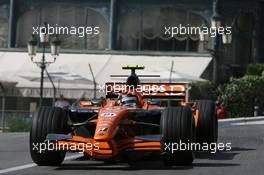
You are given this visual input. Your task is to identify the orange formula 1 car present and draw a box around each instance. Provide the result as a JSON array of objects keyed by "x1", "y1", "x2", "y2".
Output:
[{"x1": 30, "y1": 65, "x2": 218, "y2": 166}]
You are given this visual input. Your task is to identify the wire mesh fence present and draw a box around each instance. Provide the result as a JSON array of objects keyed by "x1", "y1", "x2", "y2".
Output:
[{"x1": 0, "y1": 110, "x2": 32, "y2": 132}]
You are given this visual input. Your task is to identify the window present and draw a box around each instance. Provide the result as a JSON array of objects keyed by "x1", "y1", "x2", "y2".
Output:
[
  {"x1": 117, "y1": 7, "x2": 209, "y2": 52},
  {"x1": 15, "y1": 4, "x2": 108, "y2": 50}
]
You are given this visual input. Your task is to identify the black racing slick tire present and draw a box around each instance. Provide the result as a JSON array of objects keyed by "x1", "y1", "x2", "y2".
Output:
[
  {"x1": 160, "y1": 107, "x2": 195, "y2": 166},
  {"x1": 30, "y1": 107, "x2": 69, "y2": 166},
  {"x1": 196, "y1": 100, "x2": 218, "y2": 144}
]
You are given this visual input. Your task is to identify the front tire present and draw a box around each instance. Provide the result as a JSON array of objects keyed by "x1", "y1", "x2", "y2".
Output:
[
  {"x1": 160, "y1": 107, "x2": 194, "y2": 166},
  {"x1": 30, "y1": 107, "x2": 69, "y2": 166},
  {"x1": 196, "y1": 100, "x2": 218, "y2": 144}
]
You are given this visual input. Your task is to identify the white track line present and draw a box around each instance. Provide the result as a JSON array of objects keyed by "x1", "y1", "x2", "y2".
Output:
[
  {"x1": 232, "y1": 120, "x2": 264, "y2": 126},
  {"x1": 0, "y1": 154, "x2": 81, "y2": 174},
  {"x1": 219, "y1": 116, "x2": 264, "y2": 122},
  {"x1": 0, "y1": 164, "x2": 36, "y2": 174}
]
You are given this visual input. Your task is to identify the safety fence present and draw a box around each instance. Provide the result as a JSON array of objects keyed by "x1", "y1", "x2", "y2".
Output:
[{"x1": 0, "y1": 110, "x2": 32, "y2": 132}]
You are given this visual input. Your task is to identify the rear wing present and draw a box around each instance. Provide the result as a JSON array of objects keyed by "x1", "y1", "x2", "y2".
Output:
[{"x1": 104, "y1": 82, "x2": 192, "y2": 101}]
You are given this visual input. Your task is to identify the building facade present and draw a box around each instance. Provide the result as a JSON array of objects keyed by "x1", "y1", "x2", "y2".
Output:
[{"x1": 0, "y1": 0, "x2": 264, "y2": 81}]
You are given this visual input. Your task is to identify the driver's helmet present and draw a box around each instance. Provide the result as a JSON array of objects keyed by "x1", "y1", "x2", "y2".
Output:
[{"x1": 119, "y1": 93, "x2": 138, "y2": 106}]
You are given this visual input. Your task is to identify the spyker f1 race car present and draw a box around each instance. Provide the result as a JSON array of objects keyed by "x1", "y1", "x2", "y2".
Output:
[{"x1": 30, "y1": 65, "x2": 218, "y2": 166}]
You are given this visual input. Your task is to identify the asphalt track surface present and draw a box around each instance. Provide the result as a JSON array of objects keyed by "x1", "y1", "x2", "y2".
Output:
[{"x1": 0, "y1": 119, "x2": 264, "y2": 175}]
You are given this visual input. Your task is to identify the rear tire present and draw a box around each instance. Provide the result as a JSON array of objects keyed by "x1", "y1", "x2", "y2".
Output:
[
  {"x1": 160, "y1": 107, "x2": 194, "y2": 166},
  {"x1": 196, "y1": 100, "x2": 218, "y2": 144},
  {"x1": 30, "y1": 107, "x2": 69, "y2": 166}
]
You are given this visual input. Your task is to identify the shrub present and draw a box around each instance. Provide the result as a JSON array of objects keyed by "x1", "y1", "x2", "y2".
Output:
[
  {"x1": 217, "y1": 75, "x2": 264, "y2": 118},
  {"x1": 190, "y1": 81, "x2": 217, "y2": 100},
  {"x1": 8, "y1": 119, "x2": 31, "y2": 132},
  {"x1": 246, "y1": 64, "x2": 264, "y2": 76}
]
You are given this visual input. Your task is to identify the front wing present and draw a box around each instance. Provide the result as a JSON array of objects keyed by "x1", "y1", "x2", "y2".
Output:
[{"x1": 46, "y1": 134, "x2": 161, "y2": 159}]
